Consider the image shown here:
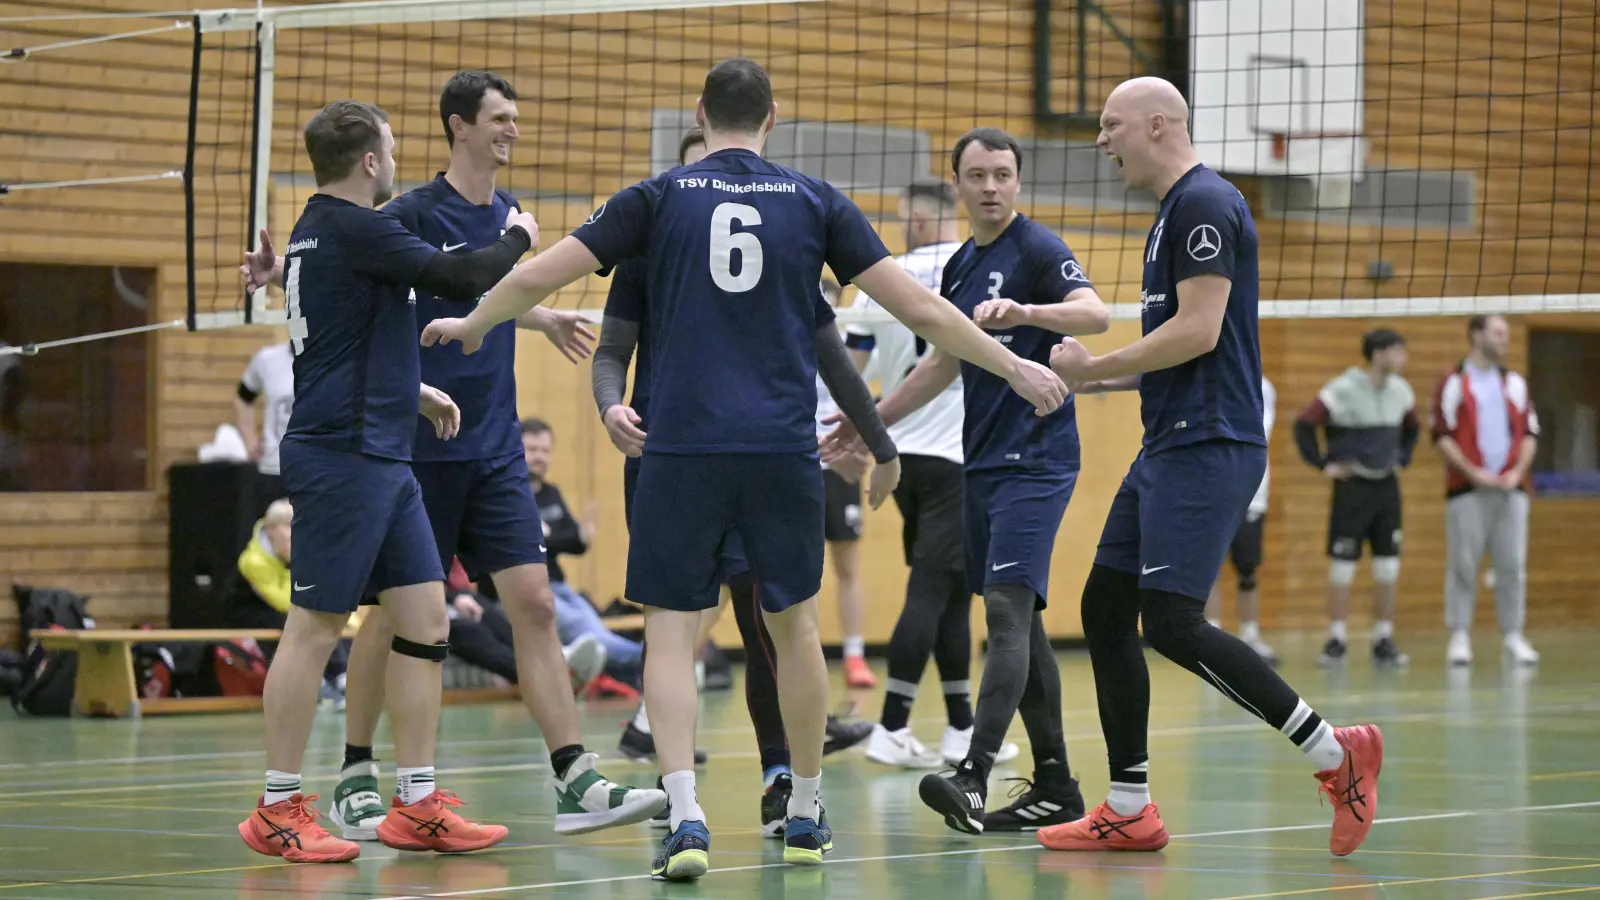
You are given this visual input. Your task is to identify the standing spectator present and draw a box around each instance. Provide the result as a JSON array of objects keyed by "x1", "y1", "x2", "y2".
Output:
[
  {"x1": 235, "y1": 340, "x2": 295, "y2": 489},
  {"x1": 521, "y1": 418, "x2": 643, "y2": 680},
  {"x1": 1207, "y1": 375, "x2": 1278, "y2": 664},
  {"x1": 1295, "y1": 329, "x2": 1419, "y2": 667},
  {"x1": 1429, "y1": 314, "x2": 1540, "y2": 667}
]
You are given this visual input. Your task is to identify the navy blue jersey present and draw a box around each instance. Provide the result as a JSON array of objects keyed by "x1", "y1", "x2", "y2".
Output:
[
  {"x1": 1137, "y1": 165, "x2": 1266, "y2": 453},
  {"x1": 282, "y1": 194, "x2": 437, "y2": 460},
  {"x1": 572, "y1": 148, "x2": 889, "y2": 454},
  {"x1": 383, "y1": 174, "x2": 522, "y2": 462},
  {"x1": 940, "y1": 214, "x2": 1092, "y2": 471},
  {"x1": 602, "y1": 258, "x2": 654, "y2": 422}
]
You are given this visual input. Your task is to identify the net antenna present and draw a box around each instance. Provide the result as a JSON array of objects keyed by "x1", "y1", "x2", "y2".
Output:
[{"x1": 190, "y1": 0, "x2": 822, "y2": 331}]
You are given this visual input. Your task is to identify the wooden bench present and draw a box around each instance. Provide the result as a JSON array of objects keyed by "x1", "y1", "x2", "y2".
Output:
[{"x1": 30, "y1": 615, "x2": 648, "y2": 719}]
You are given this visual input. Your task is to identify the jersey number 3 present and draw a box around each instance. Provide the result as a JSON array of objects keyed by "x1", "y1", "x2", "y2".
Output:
[
  {"x1": 285, "y1": 256, "x2": 309, "y2": 355},
  {"x1": 710, "y1": 202, "x2": 763, "y2": 293}
]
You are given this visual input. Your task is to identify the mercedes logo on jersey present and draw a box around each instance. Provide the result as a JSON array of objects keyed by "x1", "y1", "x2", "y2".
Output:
[
  {"x1": 1186, "y1": 224, "x2": 1221, "y2": 261},
  {"x1": 1061, "y1": 259, "x2": 1086, "y2": 283},
  {"x1": 584, "y1": 202, "x2": 607, "y2": 226}
]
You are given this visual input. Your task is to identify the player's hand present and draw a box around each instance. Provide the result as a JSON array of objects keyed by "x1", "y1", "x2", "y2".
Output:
[
  {"x1": 829, "y1": 450, "x2": 869, "y2": 484},
  {"x1": 973, "y1": 298, "x2": 1029, "y2": 330},
  {"x1": 1009, "y1": 358, "x2": 1068, "y2": 416},
  {"x1": 603, "y1": 405, "x2": 647, "y2": 457},
  {"x1": 505, "y1": 209, "x2": 540, "y2": 249},
  {"x1": 1323, "y1": 461, "x2": 1354, "y2": 480},
  {"x1": 1047, "y1": 336, "x2": 1093, "y2": 383},
  {"x1": 867, "y1": 455, "x2": 901, "y2": 509},
  {"x1": 1493, "y1": 470, "x2": 1522, "y2": 491},
  {"x1": 452, "y1": 593, "x2": 484, "y2": 622},
  {"x1": 541, "y1": 309, "x2": 597, "y2": 363},
  {"x1": 241, "y1": 228, "x2": 281, "y2": 294},
  {"x1": 418, "y1": 384, "x2": 461, "y2": 440},
  {"x1": 421, "y1": 317, "x2": 487, "y2": 354},
  {"x1": 817, "y1": 411, "x2": 865, "y2": 465}
]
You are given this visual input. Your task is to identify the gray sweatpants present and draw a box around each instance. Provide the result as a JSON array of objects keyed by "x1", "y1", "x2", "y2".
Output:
[{"x1": 1444, "y1": 488, "x2": 1530, "y2": 633}]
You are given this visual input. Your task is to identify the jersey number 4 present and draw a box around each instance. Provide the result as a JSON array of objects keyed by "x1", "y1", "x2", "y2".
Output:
[
  {"x1": 709, "y1": 202, "x2": 763, "y2": 292},
  {"x1": 285, "y1": 256, "x2": 309, "y2": 355}
]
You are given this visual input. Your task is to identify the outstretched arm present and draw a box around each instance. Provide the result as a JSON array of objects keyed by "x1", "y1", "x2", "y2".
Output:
[{"x1": 1050, "y1": 274, "x2": 1229, "y2": 382}]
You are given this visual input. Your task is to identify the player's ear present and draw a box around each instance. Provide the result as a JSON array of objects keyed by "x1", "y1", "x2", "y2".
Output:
[
  {"x1": 764, "y1": 101, "x2": 778, "y2": 136},
  {"x1": 693, "y1": 99, "x2": 707, "y2": 130}
]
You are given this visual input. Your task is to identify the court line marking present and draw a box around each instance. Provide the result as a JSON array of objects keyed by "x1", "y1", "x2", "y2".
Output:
[
  {"x1": 1208, "y1": 863, "x2": 1600, "y2": 900},
  {"x1": 1470, "y1": 888, "x2": 1600, "y2": 900},
  {"x1": 1167, "y1": 842, "x2": 1600, "y2": 863},
  {"x1": 366, "y1": 799, "x2": 1600, "y2": 900}
]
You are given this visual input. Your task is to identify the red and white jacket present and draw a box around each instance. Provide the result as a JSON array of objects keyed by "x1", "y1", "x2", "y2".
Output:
[{"x1": 1429, "y1": 362, "x2": 1539, "y2": 498}]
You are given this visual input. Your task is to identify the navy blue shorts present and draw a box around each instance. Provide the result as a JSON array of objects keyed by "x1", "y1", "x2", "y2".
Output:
[
  {"x1": 1094, "y1": 439, "x2": 1268, "y2": 601},
  {"x1": 623, "y1": 455, "x2": 749, "y2": 580},
  {"x1": 412, "y1": 451, "x2": 547, "y2": 580},
  {"x1": 963, "y1": 467, "x2": 1078, "y2": 607},
  {"x1": 627, "y1": 452, "x2": 820, "y2": 612},
  {"x1": 280, "y1": 440, "x2": 444, "y2": 614}
]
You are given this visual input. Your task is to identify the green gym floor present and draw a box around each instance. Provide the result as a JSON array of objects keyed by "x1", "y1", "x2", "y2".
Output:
[{"x1": 2, "y1": 629, "x2": 1598, "y2": 899}]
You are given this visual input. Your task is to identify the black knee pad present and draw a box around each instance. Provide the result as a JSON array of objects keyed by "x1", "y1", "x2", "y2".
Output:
[
  {"x1": 1138, "y1": 589, "x2": 1210, "y2": 665},
  {"x1": 392, "y1": 635, "x2": 450, "y2": 662},
  {"x1": 1080, "y1": 564, "x2": 1140, "y2": 638},
  {"x1": 1237, "y1": 570, "x2": 1258, "y2": 592}
]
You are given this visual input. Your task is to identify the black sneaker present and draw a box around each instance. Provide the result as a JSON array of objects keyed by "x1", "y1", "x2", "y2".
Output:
[
  {"x1": 1318, "y1": 637, "x2": 1348, "y2": 668},
  {"x1": 760, "y1": 772, "x2": 792, "y2": 838},
  {"x1": 1372, "y1": 637, "x2": 1410, "y2": 667},
  {"x1": 918, "y1": 759, "x2": 987, "y2": 835},
  {"x1": 823, "y1": 715, "x2": 872, "y2": 756},
  {"x1": 618, "y1": 722, "x2": 709, "y2": 765},
  {"x1": 982, "y1": 772, "x2": 1086, "y2": 832}
]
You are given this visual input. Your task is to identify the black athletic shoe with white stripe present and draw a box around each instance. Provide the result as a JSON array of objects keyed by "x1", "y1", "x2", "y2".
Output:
[
  {"x1": 981, "y1": 773, "x2": 1085, "y2": 832},
  {"x1": 918, "y1": 759, "x2": 987, "y2": 835}
]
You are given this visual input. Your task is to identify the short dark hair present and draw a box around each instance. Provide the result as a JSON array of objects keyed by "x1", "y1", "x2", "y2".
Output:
[
  {"x1": 700, "y1": 58, "x2": 773, "y2": 134},
  {"x1": 951, "y1": 127, "x2": 1023, "y2": 176},
  {"x1": 1361, "y1": 328, "x2": 1406, "y2": 361},
  {"x1": 520, "y1": 417, "x2": 551, "y2": 438},
  {"x1": 439, "y1": 70, "x2": 517, "y2": 147},
  {"x1": 678, "y1": 126, "x2": 706, "y2": 165},
  {"x1": 904, "y1": 175, "x2": 958, "y2": 211},
  {"x1": 1467, "y1": 314, "x2": 1503, "y2": 337},
  {"x1": 303, "y1": 100, "x2": 388, "y2": 186}
]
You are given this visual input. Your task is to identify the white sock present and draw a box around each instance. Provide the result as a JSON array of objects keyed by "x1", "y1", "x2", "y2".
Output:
[
  {"x1": 1329, "y1": 620, "x2": 1348, "y2": 643},
  {"x1": 843, "y1": 635, "x2": 865, "y2": 658},
  {"x1": 1106, "y1": 781, "x2": 1150, "y2": 816},
  {"x1": 264, "y1": 770, "x2": 301, "y2": 806},
  {"x1": 1239, "y1": 620, "x2": 1260, "y2": 641},
  {"x1": 1206, "y1": 617, "x2": 1222, "y2": 629},
  {"x1": 632, "y1": 703, "x2": 651, "y2": 735},
  {"x1": 396, "y1": 766, "x2": 436, "y2": 806},
  {"x1": 1372, "y1": 619, "x2": 1394, "y2": 642},
  {"x1": 788, "y1": 773, "x2": 822, "y2": 822},
  {"x1": 1302, "y1": 722, "x2": 1345, "y2": 771},
  {"x1": 662, "y1": 770, "x2": 704, "y2": 830}
]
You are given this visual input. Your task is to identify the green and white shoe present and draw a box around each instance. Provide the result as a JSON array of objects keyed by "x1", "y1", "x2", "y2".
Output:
[
  {"x1": 553, "y1": 751, "x2": 669, "y2": 835},
  {"x1": 329, "y1": 760, "x2": 387, "y2": 841}
]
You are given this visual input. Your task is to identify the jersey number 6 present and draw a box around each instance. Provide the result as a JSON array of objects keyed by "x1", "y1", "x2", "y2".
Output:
[{"x1": 709, "y1": 202, "x2": 763, "y2": 293}]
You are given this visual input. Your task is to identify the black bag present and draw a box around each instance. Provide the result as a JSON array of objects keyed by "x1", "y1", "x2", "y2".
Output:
[{"x1": 11, "y1": 585, "x2": 93, "y2": 716}]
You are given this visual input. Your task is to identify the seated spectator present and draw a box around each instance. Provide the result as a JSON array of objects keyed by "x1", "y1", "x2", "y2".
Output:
[
  {"x1": 521, "y1": 418, "x2": 643, "y2": 683},
  {"x1": 233, "y1": 499, "x2": 352, "y2": 707},
  {"x1": 441, "y1": 558, "x2": 606, "y2": 690}
]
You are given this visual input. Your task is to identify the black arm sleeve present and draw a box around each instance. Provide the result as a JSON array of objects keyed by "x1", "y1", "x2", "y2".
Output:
[
  {"x1": 591, "y1": 316, "x2": 638, "y2": 415},
  {"x1": 816, "y1": 324, "x2": 897, "y2": 464},
  {"x1": 1399, "y1": 409, "x2": 1421, "y2": 466},
  {"x1": 1293, "y1": 420, "x2": 1327, "y2": 469},
  {"x1": 236, "y1": 382, "x2": 260, "y2": 404},
  {"x1": 411, "y1": 225, "x2": 533, "y2": 303}
]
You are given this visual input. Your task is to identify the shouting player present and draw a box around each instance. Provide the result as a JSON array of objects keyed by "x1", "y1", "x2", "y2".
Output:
[
  {"x1": 239, "y1": 99, "x2": 517, "y2": 863},
  {"x1": 242, "y1": 72, "x2": 664, "y2": 842},
  {"x1": 595, "y1": 126, "x2": 874, "y2": 840},
  {"x1": 422, "y1": 58, "x2": 1066, "y2": 880},
  {"x1": 1042, "y1": 77, "x2": 1384, "y2": 858},
  {"x1": 848, "y1": 129, "x2": 1105, "y2": 833}
]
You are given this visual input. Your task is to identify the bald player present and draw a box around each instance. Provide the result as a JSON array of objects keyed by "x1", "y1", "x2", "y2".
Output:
[{"x1": 1041, "y1": 77, "x2": 1385, "y2": 858}]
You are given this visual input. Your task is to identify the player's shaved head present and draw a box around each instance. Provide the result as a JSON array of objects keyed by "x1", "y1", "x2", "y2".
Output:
[
  {"x1": 1097, "y1": 76, "x2": 1200, "y2": 197},
  {"x1": 699, "y1": 57, "x2": 775, "y2": 135}
]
